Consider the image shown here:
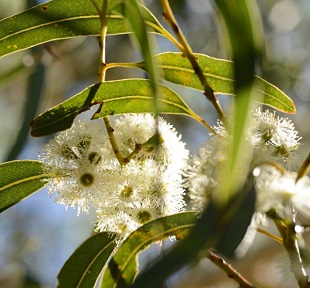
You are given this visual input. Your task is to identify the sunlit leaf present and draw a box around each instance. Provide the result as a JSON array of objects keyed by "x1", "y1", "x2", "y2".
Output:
[
  {"x1": 131, "y1": 178, "x2": 256, "y2": 288},
  {"x1": 139, "y1": 52, "x2": 296, "y2": 114},
  {"x1": 100, "y1": 212, "x2": 200, "y2": 288},
  {"x1": 0, "y1": 0, "x2": 164, "y2": 58},
  {"x1": 129, "y1": 206, "x2": 216, "y2": 288},
  {"x1": 58, "y1": 232, "x2": 117, "y2": 288},
  {"x1": 0, "y1": 160, "x2": 50, "y2": 213},
  {"x1": 117, "y1": 0, "x2": 159, "y2": 110},
  {"x1": 31, "y1": 79, "x2": 209, "y2": 137},
  {"x1": 213, "y1": 0, "x2": 262, "y2": 205}
]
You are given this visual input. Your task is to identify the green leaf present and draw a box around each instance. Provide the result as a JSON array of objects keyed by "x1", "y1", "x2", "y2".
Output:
[
  {"x1": 100, "y1": 212, "x2": 200, "y2": 288},
  {"x1": 215, "y1": 174, "x2": 256, "y2": 258},
  {"x1": 31, "y1": 79, "x2": 208, "y2": 137},
  {"x1": 0, "y1": 0, "x2": 164, "y2": 59},
  {"x1": 143, "y1": 52, "x2": 296, "y2": 114},
  {"x1": 6, "y1": 47, "x2": 45, "y2": 161},
  {"x1": 0, "y1": 160, "x2": 50, "y2": 213},
  {"x1": 129, "y1": 206, "x2": 216, "y2": 288},
  {"x1": 58, "y1": 232, "x2": 117, "y2": 288},
  {"x1": 117, "y1": 0, "x2": 159, "y2": 109},
  {"x1": 131, "y1": 178, "x2": 256, "y2": 288},
  {"x1": 213, "y1": 0, "x2": 262, "y2": 205}
]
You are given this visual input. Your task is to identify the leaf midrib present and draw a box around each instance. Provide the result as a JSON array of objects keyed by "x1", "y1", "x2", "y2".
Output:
[{"x1": 112, "y1": 222, "x2": 195, "y2": 287}]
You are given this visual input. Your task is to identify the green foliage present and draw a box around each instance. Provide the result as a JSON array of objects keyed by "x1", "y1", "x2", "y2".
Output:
[
  {"x1": 143, "y1": 52, "x2": 295, "y2": 113},
  {"x1": 0, "y1": 160, "x2": 50, "y2": 212},
  {"x1": 58, "y1": 232, "x2": 117, "y2": 288},
  {"x1": 100, "y1": 212, "x2": 199, "y2": 288},
  {"x1": 214, "y1": 0, "x2": 263, "y2": 206},
  {"x1": 117, "y1": 1, "x2": 159, "y2": 102},
  {"x1": 30, "y1": 79, "x2": 206, "y2": 136},
  {"x1": 0, "y1": 0, "x2": 306, "y2": 287},
  {"x1": 0, "y1": 0, "x2": 164, "y2": 58},
  {"x1": 6, "y1": 48, "x2": 45, "y2": 161},
  {"x1": 130, "y1": 177, "x2": 256, "y2": 287}
]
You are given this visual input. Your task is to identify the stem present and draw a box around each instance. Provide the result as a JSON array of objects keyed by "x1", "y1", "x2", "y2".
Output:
[
  {"x1": 105, "y1": 62, "x2": 141, "y2": 70},
  {"x1": 206, "y1": 250, "x2": 256, "y2": 288},
  {"x1": 160, "y1": 0, "x2": 227, "y2": 125},
  {"x1": 297, "y1": 150, "x2": 310, "y2": 181},
  {"x1": 274, "y1": 221, "x2": 310, "y2": 288},
  {"x1": 98, "y1": 0, "x2": 109, "y2": 82},
  {"x1": 254, "y1": 161, "x2": 286, "y2": 175},
  {"x1": 103, "y1": 117, "x2": 126, "y2": 166},
  {"x1": 91, "y1": 0, "x2": 126, "y2": 166},
  {"x1": 145, "y1": 20, "x2": 183, "y2": 50},
  {"x1": 256, "y1": 228, "x2": 283, "y2": 244},
  {"x1": 123, "y1": 133, "x2": 164, "y2": 163}
]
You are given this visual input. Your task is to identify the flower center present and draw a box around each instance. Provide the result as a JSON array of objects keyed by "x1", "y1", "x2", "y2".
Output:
[
  {"x1": 88, "y1": 152, "x2": 102, "y2": 164},
  {"x1": 120, "y1": 186, "x2": 133, "y2": 198},
  {"x1": 79, "y1": 173, "x2": 94, "y2": 187},
  {"x1": 137, "y1": 210, "x2": 152, "y2": 224}
]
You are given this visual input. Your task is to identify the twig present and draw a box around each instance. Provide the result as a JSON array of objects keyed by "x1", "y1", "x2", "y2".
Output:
[
  {"x1": 207, "y1": 250, "x2": 256, "y2": 288},
  {"x1": 274, "y1": 221, "x2": 310, "y2": 288},
  {"x1": 90, "y1": 0, "x2": 126, "y2": 166},
  {"x1": 160, "y1": 0, "x2": 227, "y2": 126},
  {"x1": 256, "y1": 228, "x2": 283, "y2": 244},
  {"x1": 103, "y1": 116, "x2": 126, "y2": 166},
  {"x1": 297, "y1": 150, "x2": 310, "y2": 181},
  {"x1": 123, "y1": 133, "x2": 164, "y2": 163}
]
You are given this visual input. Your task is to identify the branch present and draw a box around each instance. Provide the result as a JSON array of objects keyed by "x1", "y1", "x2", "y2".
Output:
[
  {"x1": 160, "y1": 0, "x2": 227, "y2": 126},
  {"x1": 207, "y1": 250, "x2": 256, "y2": 288},
  {"x1": 274, "y1": 220, "x2": 310, "y2": 288},
  {"x1": 297, "y1": 150, "x2": 310, "y2": 181},
  {"x1": 90, "y1": 0, "x2": 126, "y2": 166}
]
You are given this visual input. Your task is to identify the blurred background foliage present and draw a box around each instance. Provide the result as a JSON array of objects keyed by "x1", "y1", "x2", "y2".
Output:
[{"x1": 0, "y1": 0, "x2": 310, "y2": 287}]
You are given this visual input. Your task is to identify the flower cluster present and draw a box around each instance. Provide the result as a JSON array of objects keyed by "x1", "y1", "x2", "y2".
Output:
[
  {"x1": 254, "y1": 165, "x2": 310, "y2": 225},
  {"x1": 39, "y1": 114, "x2": 189, "y2": 241},
  {"x1": 184, "y1": 108, "x2": 302, "y2": 213},
  {"x1": 247, "y1": 108, "x2": 301, "y2": 169}
]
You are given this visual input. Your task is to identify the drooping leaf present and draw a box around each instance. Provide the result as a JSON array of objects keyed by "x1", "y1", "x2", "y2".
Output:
[
  {"x1": 215, "y1": 173, "x2": 256, "y2": 258},
  {"x1": 131, "y1": 178, "x2": 256, "y2": 288},
  {"x1": 0, "y1": 160, "x2": 50, "y2": 213},
  {"x1": 214, "y1": 0, "x2": 262, "y2": 205},
  {"x1": 129, "y1": 206, "x2": 217, "y2": 288},
  {"x1": 6, "y1": 47, "x2": 44, "y2": 161},
  {"x1": 117, "y1": 0, "x2": 159, "y2": 110},
  {"x1": 31, "y1": 79, "x2": 209, "y2": 137},
  {"x1": 0, "y1": 0, "x2": 165, "y2": 59},
  {"x1": 100, "y1": 212, "x2": 200, "y2": 288},
  {"x1": 58, "y1": 232, "x2": 117, "y2": 288},
  {"x1": 138, "y1": 52, "x2": 296, "y2": 114}
]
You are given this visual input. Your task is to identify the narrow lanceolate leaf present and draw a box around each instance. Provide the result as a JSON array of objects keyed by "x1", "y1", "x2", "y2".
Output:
[
  {"x1": 118, "y1": 0, "x2": 159, "y2": 112},
  {"x1": 58, "y1": 232, "x2": 117, "y2": 288},
  {"x1": 100, "y1": 212, "x2": 200, "y2": 288},
  {"x1": 0, "y1": 0, "x2": 164, "y2": 59},
  {"x1": 141, "y1": 52, "x2": 296, "y2": 113},
  {"x1": 0, "y1": 160, "x2": 50, "y2": 213},
  {"x1": 31, "y1": 79, "x2": 208, "y2": 137}
]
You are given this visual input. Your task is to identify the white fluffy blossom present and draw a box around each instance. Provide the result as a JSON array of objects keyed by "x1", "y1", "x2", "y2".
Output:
[
  {"x1": 184, "y1": 135, "x2": 226, "y2": 210},
  {"x1": 254, "y1": 165, "x2": 310, "y2": 224},
  {"x1": 39, "y1": 114, "x2": 188, "y2": 241},
  {"x1": 184, "y1": 108, "x2": 302, "y2": 211},
  {"x1": 247, "y1": 108, "x2": 301, "y2": 169}
]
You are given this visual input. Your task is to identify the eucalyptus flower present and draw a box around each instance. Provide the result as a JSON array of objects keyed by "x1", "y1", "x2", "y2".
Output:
[
  {"x1": 248, "y1": 108, "x2": 302, "y2": 169},
  {"x1": 39, "y1": 114, "x2": 188, "y2": 241},
  {"x1": 184, "y1": 108, "x2": 302, "y2": 211},
  {"x1": 254, "y1": 165, "x2": 310, "y2": 224},
  {"x1": 184, "y1": 136, "x2": 226, "y2": 210}
]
